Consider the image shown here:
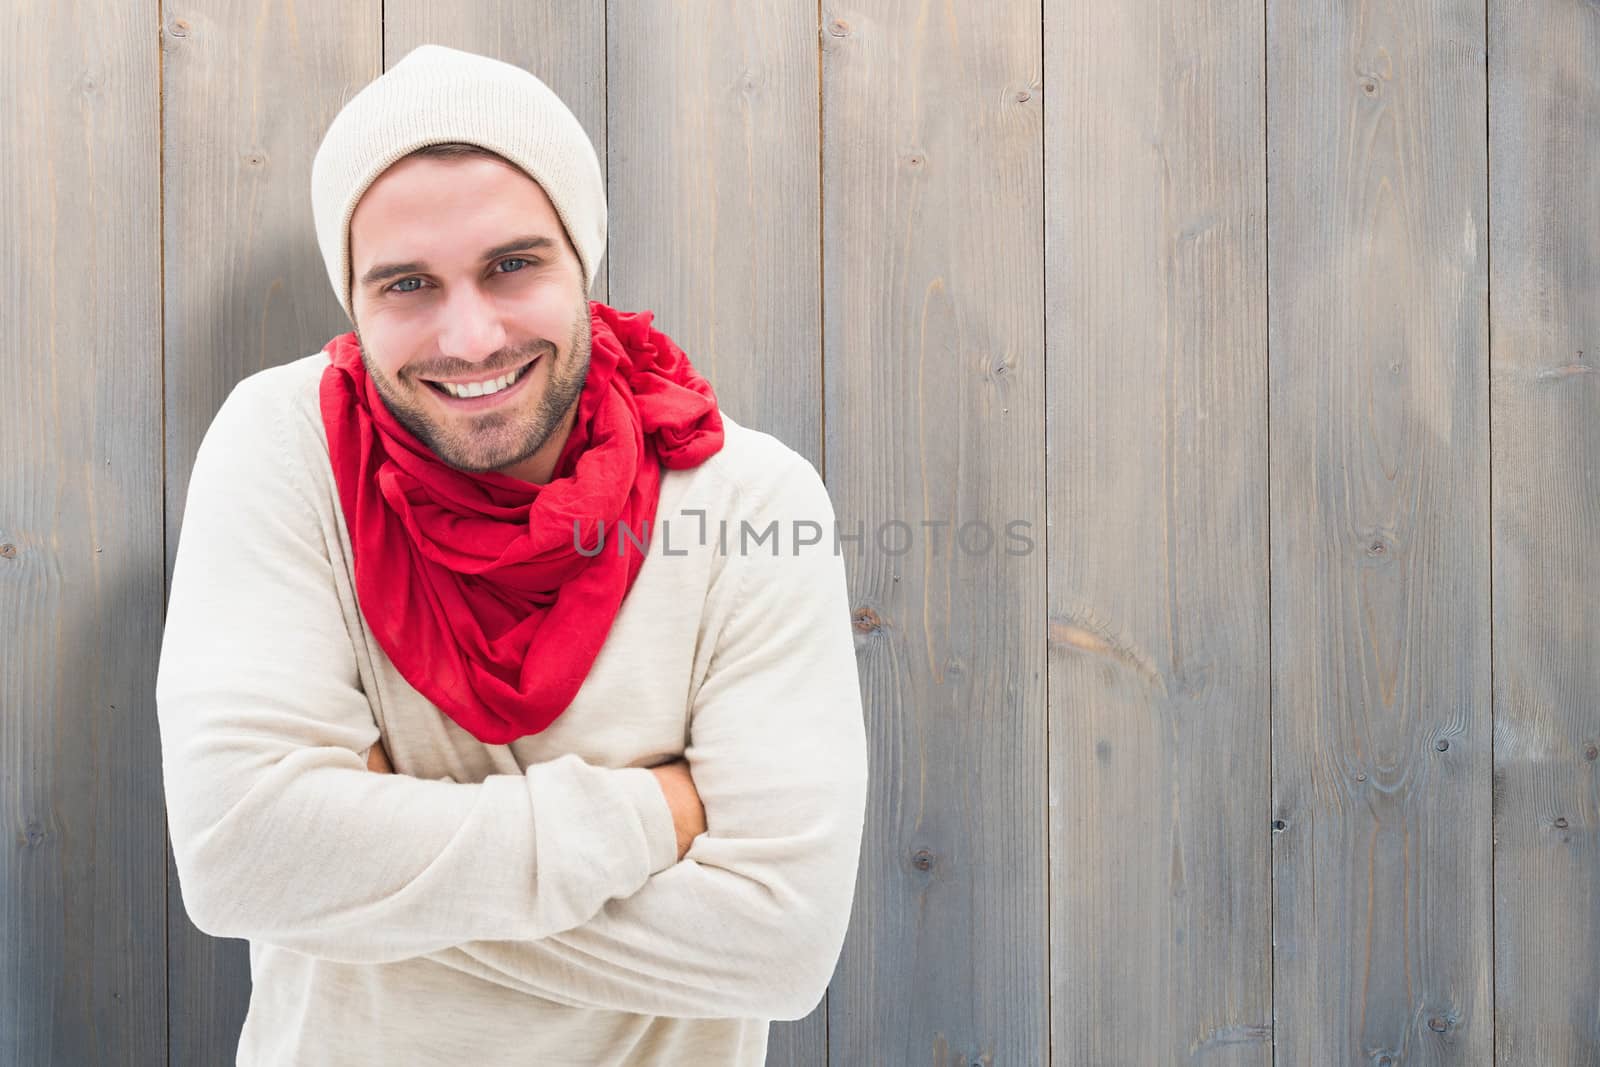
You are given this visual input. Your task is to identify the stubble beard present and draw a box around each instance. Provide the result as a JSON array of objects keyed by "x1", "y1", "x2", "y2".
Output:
[{"x1": 357, "y1": 305, "x2": 592, "y2": 475}]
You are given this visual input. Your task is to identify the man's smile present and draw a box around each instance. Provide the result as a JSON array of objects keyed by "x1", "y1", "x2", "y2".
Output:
[{"x1": 419, "y1": 354, "x2": 541, "y2": 405}]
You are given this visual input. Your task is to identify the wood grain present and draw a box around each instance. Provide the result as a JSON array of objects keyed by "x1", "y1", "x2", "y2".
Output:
[
  {"x1": 1045, "y1": 0, "x2": 1272, "y2": 1062},
  {"x1": 1, "y1": 1, "x2": 168, "y2": 1062},
  {"x1": 823, "y1": 2, "x2": 1049, "y2": 1062},
  {"x1": 1487, "y1": 2, "x2": 1600, "y2": 1063},
  {"x1": 1268, "y1": 2, "x2": 1493, "y2": 1062}
]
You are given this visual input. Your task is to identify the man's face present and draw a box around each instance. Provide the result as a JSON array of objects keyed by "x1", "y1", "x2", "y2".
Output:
[{"x1": 347, "y1": 153, "x2": 591, "y2": 482}]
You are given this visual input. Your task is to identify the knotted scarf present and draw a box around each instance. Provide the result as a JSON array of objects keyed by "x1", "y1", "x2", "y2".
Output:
[{"x1": 319, "y1": 300, "x2": 724, "y2": 744}]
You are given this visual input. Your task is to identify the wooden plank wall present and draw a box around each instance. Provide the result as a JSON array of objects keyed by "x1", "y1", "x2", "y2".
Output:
[
  {"x1": 1267, "y1": 4, "x2": 1495, "y2": 1064},
  {"x1": 1267, "y1": 4, "x2": 1491, "y2": 1062},
  {"x1": 2, "y1": 2, "x2": 168, "y2": 1064},
  {"x1": 4, "y1": 2, "x2": 1597, "y2": 1065},
  {"x1": 1046, "y1": 0, "x2": 1270, "y2": 1062},
  {"x1": 825, "y1": 2, "x2": 1049, "y2": 1063},
  {"x1": 1487, "y1": 2, "x2": 1600, "y2": 1065}
]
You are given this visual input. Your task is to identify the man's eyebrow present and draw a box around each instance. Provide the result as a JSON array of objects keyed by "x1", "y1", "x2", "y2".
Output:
[{"x1": 358, "y1": 235, "x2": 557, "y2": 290}]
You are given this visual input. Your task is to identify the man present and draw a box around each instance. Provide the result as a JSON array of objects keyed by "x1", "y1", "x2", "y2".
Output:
[{"x1": 155, "y1": 43, "x2": 869, "y2": 1066}]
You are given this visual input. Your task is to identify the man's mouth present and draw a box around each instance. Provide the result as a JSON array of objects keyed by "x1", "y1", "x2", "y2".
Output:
[{"x1": 421, "y1": 355, "x2": 540, "y2": 400}]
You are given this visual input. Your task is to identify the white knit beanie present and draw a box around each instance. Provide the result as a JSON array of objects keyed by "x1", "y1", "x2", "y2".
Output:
[{"x1": 310, "y1": 43, "x2": 606, "y2": 325}]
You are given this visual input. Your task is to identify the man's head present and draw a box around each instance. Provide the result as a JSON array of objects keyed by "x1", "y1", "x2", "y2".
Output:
[
  {"x1": 310, "y1": 45, "x2": 608, "y2": 481},
  {"x1": 347, "y1": 142, "x2": 593, "y2": 481}
]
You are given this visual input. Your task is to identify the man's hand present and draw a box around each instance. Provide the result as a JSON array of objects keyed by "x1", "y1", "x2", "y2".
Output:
[
  {"x1": 649, "y1": 758, "x2": 706, "y2": 863},
  {"x1": 366, "y1": 738, "x2": 394, "y2": 773},
  {"x1": 365, "y1": 740, "x2": 701, "y2": 861}
]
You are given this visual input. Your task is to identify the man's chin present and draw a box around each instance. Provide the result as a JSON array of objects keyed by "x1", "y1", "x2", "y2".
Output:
[
  {"x1": 429, "y1": 426, "x2": 552, "y2": 476},
  {"x1": 424, "y1": 437, "x2": 524, "y2": 474}
]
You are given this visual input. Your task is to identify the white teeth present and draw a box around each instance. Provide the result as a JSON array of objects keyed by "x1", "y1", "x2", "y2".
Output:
[{"x1": 435, "y1": 361, "x2": 530, "y2": 399}]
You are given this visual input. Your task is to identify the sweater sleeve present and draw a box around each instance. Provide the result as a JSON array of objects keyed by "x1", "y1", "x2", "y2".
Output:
[
  {"x1": 156, "y1": 373, "x2": 680, "y2": 965},
  {"x1": 417, "y1": 450, "x2": 871, "y2": 1022}
]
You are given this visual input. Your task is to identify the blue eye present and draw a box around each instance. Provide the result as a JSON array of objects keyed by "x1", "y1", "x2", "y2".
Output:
[{"x1": 386, "y1": 258, "x2": 537, "y2": 295}]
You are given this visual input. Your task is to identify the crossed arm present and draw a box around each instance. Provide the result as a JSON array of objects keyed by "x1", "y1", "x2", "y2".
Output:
[{"x1": 364, "y1": 742, "x2": 706, "y2": 871}]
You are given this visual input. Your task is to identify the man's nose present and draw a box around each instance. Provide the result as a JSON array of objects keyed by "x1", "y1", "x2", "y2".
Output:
[{"x1": 436, "y1": 283, "x2": 508, "y2": 363}]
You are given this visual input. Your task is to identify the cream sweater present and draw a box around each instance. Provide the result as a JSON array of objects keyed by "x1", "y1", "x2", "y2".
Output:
[{"x1": 155, "y1": 351, "x2": 869, "y2": 1066}]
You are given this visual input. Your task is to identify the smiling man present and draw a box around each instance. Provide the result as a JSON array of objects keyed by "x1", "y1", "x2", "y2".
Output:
[{"x1": 155, "y1": 44, "x2": 869, "y2": 1067}]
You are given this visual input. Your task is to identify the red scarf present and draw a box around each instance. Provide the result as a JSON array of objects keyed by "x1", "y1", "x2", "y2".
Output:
[{"x1": 318, "y1": 301, "x2": 724, "y2": 744}]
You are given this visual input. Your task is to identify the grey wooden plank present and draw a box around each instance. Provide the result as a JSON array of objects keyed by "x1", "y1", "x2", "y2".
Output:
[
  {"x1": 384, "y1": 2, "x2": 609, "y2": 306},
  {"x1": 1043, "y1": 0, "x2": 1272, "y2": 1061},
  {"x1": 821, "y1": 3, "x2": 1047, "y2": 1063},
  {"x1": 1267, "y1": 2, "x2": 1493, "y2": 1062},
  {"x1": 0, "y1": 3, "x2": 168, "y2": 1064},
  {"x1": 606, "y1": 0, "x2": 822, "y2": 469},
  {"x1": 1487, "y1": 3, "x2": 1600, "y2": 1064},
  {"x1": 601, "y1": 5, "x2": 824, "y2": 1059},
  {"x1": 160, "y1": 4, "x2": 380, "y2": 1062}
]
